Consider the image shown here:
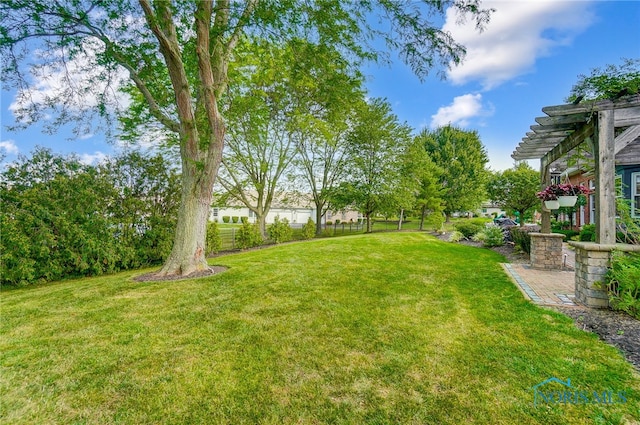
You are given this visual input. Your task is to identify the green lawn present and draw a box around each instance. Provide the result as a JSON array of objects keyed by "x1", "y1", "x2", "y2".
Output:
[{"x1": 1, "y1": 232, "x2": 639, "y2": 424}]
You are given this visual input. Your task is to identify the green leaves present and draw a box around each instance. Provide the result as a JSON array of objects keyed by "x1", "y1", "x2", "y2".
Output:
[
  {"x1": 1, "y1": 149, "x2": 180, "y2": 286},
  {"x1": 418, "y1": 125, "x2": 489, "y2": 218},
  {"x1": 486, "y1": 162, "x2": 540, "y2": 223},
  {"x1": 567, "y1": 58, "x2": 640, "y2": 102}
]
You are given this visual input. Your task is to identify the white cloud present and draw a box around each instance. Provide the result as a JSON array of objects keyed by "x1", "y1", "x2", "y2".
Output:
[
  {"x1": 444, "y1": 1, "x2": 594, "y2": 89},
  {"x1": 79, "y1": 151, "x2": 108, "y2": 165},
  {"x1": 0, "y1": 140, "x2": 19, "y2": 155},
  {"x1": 430, "y1": 93, "x2": 493, "y2": 128},
  {"x1": 9, "y1": 40, "x2": 131, "y2": 124}
]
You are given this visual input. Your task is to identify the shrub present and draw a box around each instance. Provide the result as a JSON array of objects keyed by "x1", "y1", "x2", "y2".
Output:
[
  {"x1": 222, "y1": 216, "x2": 230, "y2": 223},
  {"x1": 302, "y1": 218, "x2": 316, "y2": 240},
  {"x1": 579, "y1": 224, "x2": 596, "y2": 242},
  {"x1": 470, "y1": 217, "x2": 491, "y2": 227},
  {"x1": 268, "y1": 216, "x2": 293, "y2": 244},
  {"x1": 424, "y1": 212, "x2": 444, "y2": 232},
  {"x1": 605, "y1": 251, "x2": 640, "y2": 319},
  {"x1": 236, "y1": 221, "x2": 263, "y2": 249},
  {"x1": 510, "y1": 227, "x2": 531, "y2": 254},
  {"x1": 205, "y1": 221, "x2": 222, "y2": 256},
  {"x1": 553, "y1": 229, "x2": 579, "y2": 240},
  {"x1": 232, "y1": 216, "x2": 239, "y2": 223},
  {"x1": 335, "y1": 219, "x2": 341, "y2": 225},
  {"x1": 455, "y1": 221, "x2": 482, "y2": 238},
  {"x1": 0, "y1": 149, "x2": 179, "y2": 286},
  {"x1": 326, "y1": 221, "x2": 333, "y2": 226},
  {"x1": 240, "y1": 216, "x2": 248, "y2": 224},
  {"x1": 448, "y1": 230, "x2": 465, "y2": 242},
  {"x1": 473, "y1": 225, "x2": 504, "y2": 247}
]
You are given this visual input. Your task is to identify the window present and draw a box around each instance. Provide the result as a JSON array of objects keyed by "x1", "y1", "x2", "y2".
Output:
[
  {"x1": 212, "y1": 207, "x2": 219, "y2": 218},
  {"x1": 633, "y1": 172, "x2": 640, "y2": 218}
]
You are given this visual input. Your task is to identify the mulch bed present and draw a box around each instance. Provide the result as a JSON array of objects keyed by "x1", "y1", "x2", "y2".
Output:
[{"x1": 133, "y1": 265, "x2": 228, "y2": 282}]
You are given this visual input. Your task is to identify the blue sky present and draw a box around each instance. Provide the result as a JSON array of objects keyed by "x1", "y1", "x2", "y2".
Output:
[{"x1": 1, "y1": 0, "x2": 639, "y2": 171}]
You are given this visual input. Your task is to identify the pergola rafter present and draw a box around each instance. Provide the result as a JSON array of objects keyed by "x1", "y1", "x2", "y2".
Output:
[
  {"x1": 511, "y1": 94, "x2": 640, "y2": 309},
  {"x1": 512, "y1": 94, "x2": 640, "y2": 243}
]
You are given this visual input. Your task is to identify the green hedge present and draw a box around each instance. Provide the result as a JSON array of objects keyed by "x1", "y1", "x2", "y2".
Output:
[
  {"x1": 1, "y1": 149, "x2": 179, "y2": 286},
  {"x1": 455, "y1": 222, "x2": 483, "y2": 238}
]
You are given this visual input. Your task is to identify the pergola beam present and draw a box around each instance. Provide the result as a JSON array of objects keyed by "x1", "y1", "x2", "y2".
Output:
[
  {"x1": 541, "y1": 120, "x2": 595, "y2": 166},
  {"x1": 615, "y1": 125, "x2": 640, "y2": 154}
]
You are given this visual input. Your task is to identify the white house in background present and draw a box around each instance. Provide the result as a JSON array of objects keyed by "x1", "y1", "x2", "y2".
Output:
[
  {"x1": 476, "y1": 202, "x2": 505, "y2": 218},
  {"x1": 211, "y1": 192, "x2": 363, "y2": 225}
]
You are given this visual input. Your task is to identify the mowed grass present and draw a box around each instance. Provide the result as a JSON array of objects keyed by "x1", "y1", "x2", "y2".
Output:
[{"x1": 1, "y1": 232, "x2": 639, "y2": 424}]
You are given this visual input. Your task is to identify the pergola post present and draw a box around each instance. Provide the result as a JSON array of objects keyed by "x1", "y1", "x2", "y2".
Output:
[
  {"x1": 539, "y1": 157, "x2": 551, "y2": 234},
  {"x1": 594, "y1": 108, "x2": 616, "y2": 244}
]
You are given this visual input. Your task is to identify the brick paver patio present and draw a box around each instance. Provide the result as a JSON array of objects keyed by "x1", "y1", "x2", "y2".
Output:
[{"x1": 502, "y1": 244, "x2": 577, "y2": 306}]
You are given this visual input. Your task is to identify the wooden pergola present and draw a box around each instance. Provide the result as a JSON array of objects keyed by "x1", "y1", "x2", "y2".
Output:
[
  {"x1": 512, "y1": 93, "x2": 640, "y2": 243},
  {"x1": 511, "y1": 94, "x2": 640, "y2": 308}
]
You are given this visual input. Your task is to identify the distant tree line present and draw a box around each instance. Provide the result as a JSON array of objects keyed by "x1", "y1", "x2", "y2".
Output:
[{"x1": 1, "y1": 148, "x2": 180, "y2": 286}]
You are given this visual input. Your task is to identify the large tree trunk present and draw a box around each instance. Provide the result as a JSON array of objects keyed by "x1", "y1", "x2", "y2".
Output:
[
  {"x1": 366, "y1": 213, "x2": 373, "y2": 233},
  {"x1": 158, "y1": 172, "x2": 212, "y2": 276},
  {"x1": 257, "y1": 213, "x2": 267, "y2": 238},
  {"x1": 158, "y1": 132, "x2": 222, "y2": 277},
  {"x1": 315, "y1": 207, "x2": 324, "y2": 236}
]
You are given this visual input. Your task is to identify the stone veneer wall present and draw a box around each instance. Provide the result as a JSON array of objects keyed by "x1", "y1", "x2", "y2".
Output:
[
  {"x1": 529, "y1": 233, "x2": 566, "y2": 270},
  {"x1": 568, "y1": 242, "x2": 640, "y2": 309}
]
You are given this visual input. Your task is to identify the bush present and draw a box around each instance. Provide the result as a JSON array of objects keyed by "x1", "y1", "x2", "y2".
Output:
[
  {"x1": 580, "y1": 224, "x2": 596, "y2": 242},
  {"x1": 455, "y1": 221, "x2": 482, "y2": 238},
  {"x1": 553, "y1": 229, "x2": 579, "y2": 240},
  {"x1": 510, "y1": 227, "x2": 532, "y2": 254},
  {"x1": 472, "y1": 225, "x2": 504, "y2": 247},
  {"x1": 448, "y1": 230, "x2": 465, "y2": 242},
  {"x1": 302, "y1": 218, "x2": 316, "y2": 240},
  {"x1": 268, "y1": 216, "x2": 293, "y2": 244},
  {"x1": 605, "y1": 251, "x2": 640, "y2": 319},
  {"x1": 222, "y1": 216, "x2": 230, "y2": 223},
  {"x1": 326, "y1": 221, "x2": 333, "y2": 226},
  {"x1": 0, "y1": 149, "x2": 179, "y2": 286},
  {"x1": 232, "y1": 216, "x2": 239, "y2": 223},
  {"x1": 206, "y1": 221, "x2": 222, "y2": 256},
  {"x1": 241, "y1": 216, "x2": 249, "y2": 224},
  {"x1": 469, "y1": 217, "x2": 491, "y2": 226},
  {"x1": 236, "y1": 221, "x2": 263, "y2": 249}
]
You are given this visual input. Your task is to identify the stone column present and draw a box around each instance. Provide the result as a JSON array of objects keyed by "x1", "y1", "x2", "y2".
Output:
[
  {"x1": 569, "y1": 241, "x2": 640, "y2": 308},
  {"x1": 529, "y1": 233, "x2": 566, "y2": 270}
]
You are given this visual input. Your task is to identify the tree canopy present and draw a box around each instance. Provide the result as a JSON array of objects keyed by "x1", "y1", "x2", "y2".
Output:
[
  {"x1": 417, "y1": 125, "x2": 489, "y2": 220},
  {"x1": 567, "y1": 58, "x2": 640, "y2": 102},
  {"x1": 1, "y1": 0, "x2": 492, "y2": 276},
  {"x1": 486, "y1": 162, "x2": 539, "y2": 226}
]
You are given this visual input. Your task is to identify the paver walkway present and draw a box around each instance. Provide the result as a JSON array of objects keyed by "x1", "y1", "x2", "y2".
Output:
[{"x1": 501, "y1": 244, "x2": 577, "y2": 306}]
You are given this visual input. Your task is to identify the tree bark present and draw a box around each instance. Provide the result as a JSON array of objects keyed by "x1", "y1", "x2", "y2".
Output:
[{"x1": 315, "y1": 207, "x2": 324, "y2": 236}]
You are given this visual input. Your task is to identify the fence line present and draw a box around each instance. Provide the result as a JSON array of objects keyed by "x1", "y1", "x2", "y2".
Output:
[{"x1": 216, "y1": 223, "x2": 367, "y2": 252}]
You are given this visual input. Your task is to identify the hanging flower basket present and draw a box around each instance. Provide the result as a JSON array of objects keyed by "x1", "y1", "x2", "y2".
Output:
[
  {"x1": 558, "y1": 195, "x2": 578, "y2": 207},
  {"x1": 544, "y1": 200, "x2": 560, "y2": 210},
  {"x1": 537, "y1": 184, "x2": 591, "y2": 208}
]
